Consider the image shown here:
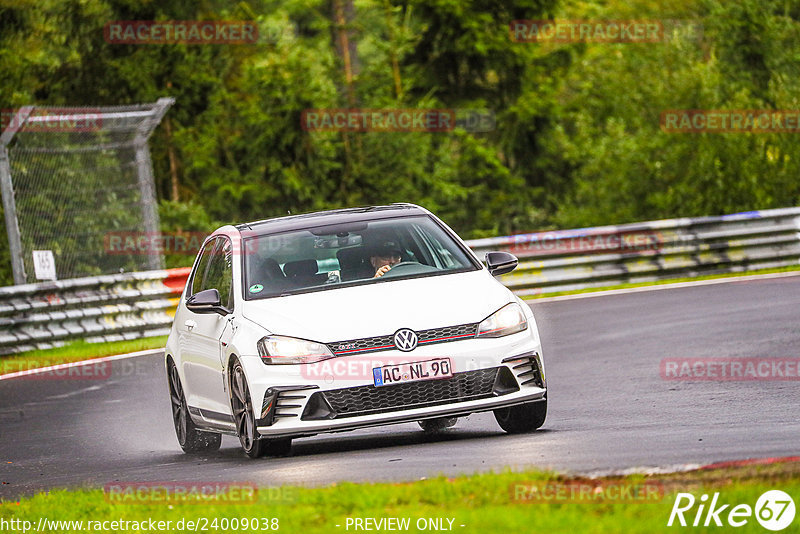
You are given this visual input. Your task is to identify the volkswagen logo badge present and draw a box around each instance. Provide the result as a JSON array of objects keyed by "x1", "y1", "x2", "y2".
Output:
[{"x1": 393, "y1": 328, "x2": 418, "y2": 352}]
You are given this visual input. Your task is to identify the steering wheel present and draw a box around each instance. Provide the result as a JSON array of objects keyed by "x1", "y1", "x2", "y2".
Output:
[
  {"x1": 379, "y1": 261, "x2": 424, "y2": 278},
  {"x1": 387, "y1": 261, "x2": 419, "y2": 270}
]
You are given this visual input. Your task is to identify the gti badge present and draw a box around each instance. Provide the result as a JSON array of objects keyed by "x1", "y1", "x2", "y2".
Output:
[{"x1": 393, "y1": 328, "x2": 418, "y2": 352}]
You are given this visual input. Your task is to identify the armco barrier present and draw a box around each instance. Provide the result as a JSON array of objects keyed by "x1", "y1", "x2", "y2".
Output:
[
  {"x1": 466, "y1": 207, "x2": 800, "y2": 297},
  {"x1": 1, "y1": 207, "x2": 799, "y2": 354},
  {"x1": 0, "y1": 267, "x2": 189, "y2": 355}
]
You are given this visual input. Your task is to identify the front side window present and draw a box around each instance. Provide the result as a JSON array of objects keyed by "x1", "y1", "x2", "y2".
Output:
[
  {"x1": 203, "y1": 237, "x2": 234, "y2": 310},
  {"x1": 189, "y1": 237, "x2": 217, "y2": 297},
  {"x1": 243, "y1": 215, "x2": 477, "y2": 299}
]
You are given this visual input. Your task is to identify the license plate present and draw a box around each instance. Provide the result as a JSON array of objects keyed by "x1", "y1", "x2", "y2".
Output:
[{"x1": 372, "y1": 358, "x2": 453, "y2": 387}]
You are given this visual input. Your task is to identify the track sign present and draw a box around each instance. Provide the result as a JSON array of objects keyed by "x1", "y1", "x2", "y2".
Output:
[{"x1": 32, "y1": 250, "x2": 56, "y2": 281}]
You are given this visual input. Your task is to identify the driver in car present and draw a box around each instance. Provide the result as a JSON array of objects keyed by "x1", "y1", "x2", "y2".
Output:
[{"x1": 371, "y1": 241, "x2": 403, "y2": 278}]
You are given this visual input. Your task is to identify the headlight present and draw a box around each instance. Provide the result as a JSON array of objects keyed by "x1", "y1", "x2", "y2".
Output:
[
  {"x1": 257, "y1": 335, "x2": 334, "y2": 365},
  {"x1": 476, "y1": 303, "x2": 528, "y2": 338}
]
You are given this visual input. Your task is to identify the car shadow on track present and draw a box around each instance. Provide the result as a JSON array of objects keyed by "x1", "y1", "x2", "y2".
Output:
[
  {"x1": 174, "y1": 426, "x2": 557, "y2": 462},
  {"x1": 291, "y1": 427, "x2": 555, "y2": 457}
]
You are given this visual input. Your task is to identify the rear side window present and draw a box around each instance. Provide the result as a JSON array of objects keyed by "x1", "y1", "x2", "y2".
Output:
[{"x1": 190, "y1": 238, "x2": 217, "y2": 297}]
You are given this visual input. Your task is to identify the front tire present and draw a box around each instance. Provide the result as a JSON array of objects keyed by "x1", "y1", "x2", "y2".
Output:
[
  {"x1": 230, "y1": 359, "x2": 292, "y2": 458},
  {"x1": 494, "y1": 399, "x2": 547, "y2": 434},
  {"x1": 167, "y1": 358, "x2": 222, "y2": 453}
]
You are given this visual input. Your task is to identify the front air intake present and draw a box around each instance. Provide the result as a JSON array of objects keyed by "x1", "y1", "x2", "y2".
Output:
[
  {"x1": 502, "y1": 352, "x2": 544, "y2": 388},
  {"x1": 258, "y1": 385, "x2": 319, "y2": 426}
]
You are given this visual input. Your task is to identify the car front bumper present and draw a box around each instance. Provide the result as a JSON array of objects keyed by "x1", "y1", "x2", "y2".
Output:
[{"x1": 241, "y1": 329, "x2": 546, "y2": 438}]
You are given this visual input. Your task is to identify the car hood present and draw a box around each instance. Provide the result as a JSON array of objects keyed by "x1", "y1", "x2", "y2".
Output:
[{"x1": 241, "y1": 270, "x2": 514, "y2": 343}]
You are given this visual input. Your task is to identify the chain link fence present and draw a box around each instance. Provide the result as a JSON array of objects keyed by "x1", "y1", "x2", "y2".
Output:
[{"x1": 0, "y1": 98, "x2": 173, "y2": 284}]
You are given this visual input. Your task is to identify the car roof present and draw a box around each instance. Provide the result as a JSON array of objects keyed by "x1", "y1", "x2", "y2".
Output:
[{"x1": 234, "y1": 203, "x2": 429, "y2": 235}]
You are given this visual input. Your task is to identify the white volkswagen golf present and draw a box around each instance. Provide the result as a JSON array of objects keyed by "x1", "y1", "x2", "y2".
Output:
[{"x1": 164, "y1": 204, "x2": 547, "y2": 457}]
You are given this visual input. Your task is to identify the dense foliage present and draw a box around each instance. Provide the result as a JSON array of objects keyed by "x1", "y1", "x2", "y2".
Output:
[{"x1": 1, "y1": 0, "x2": 799, "y2": 281}]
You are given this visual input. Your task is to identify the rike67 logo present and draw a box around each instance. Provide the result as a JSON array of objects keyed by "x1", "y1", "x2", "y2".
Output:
[{"x1": 668, "y1": 490, "x2": 796, "y2": 531}]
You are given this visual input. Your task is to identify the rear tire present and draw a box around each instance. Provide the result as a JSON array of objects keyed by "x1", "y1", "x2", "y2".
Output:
[
  {"x1": 494, "y1": 399, "x2": 547, "y2": 434},
  {"x1": 167, "y1": 358, "x2": 222, "y2": 453},
  {"x1": 230, "y1": 359, "x2": 293, "y2": 458}
]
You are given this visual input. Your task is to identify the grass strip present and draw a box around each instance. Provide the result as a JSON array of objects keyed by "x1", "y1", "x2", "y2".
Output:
[{"x1": 1, "y1": 462, "x2": 798, "y2": 533}]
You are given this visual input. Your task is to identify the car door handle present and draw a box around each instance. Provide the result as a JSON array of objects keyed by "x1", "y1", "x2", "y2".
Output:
[{"x1": 184, "y1": 320, "x2": 197, "y2": 331}]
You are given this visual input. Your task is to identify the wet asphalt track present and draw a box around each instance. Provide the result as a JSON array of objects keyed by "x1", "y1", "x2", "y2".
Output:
[{"x1": 2, "y1": 275, "x2": 799, "y2": 499}]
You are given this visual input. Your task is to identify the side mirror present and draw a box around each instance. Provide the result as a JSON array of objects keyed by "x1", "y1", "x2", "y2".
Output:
[
  {"x1": 486, "y1": 251, "x2": 518, "y2": 276},
  {"x1": 186, "y1": 288, "x2": 228, "y2": 316}
]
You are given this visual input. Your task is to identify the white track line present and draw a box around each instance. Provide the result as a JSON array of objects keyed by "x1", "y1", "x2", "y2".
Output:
[
  {"x1": 0, "y1": 348, "x2": 164, "y2": 381},
  {"x1": 528, "y1": 271, "x2": 800, "y2": 304},
  {"x1": 579, "y1": 463, "x2": 703, "y2": 479},
  {"x1": 578, "y1": 455, "x2": 800, "y2": 478}
]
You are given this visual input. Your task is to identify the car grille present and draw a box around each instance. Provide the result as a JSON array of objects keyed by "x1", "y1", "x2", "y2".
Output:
[
  {"x1": 328, "y1": 323, "x2": 478, "y2": 356},
  {"x1": 302, "y1": 367, "x2": 515, "y2": 420}
]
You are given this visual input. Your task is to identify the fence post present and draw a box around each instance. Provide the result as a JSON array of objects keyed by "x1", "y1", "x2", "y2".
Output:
[
  {"x1": 134, "y1": 97, "x2": 174, "y2": 271},
  {"x1": 0, "y1": 106, "x2": 33, "y2": 285}
]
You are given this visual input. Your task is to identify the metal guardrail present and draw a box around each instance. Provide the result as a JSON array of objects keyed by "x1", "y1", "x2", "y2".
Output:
[
  {"x1": 466, "y1": 207, "x2": 800, "y2": 297},
  {"x1": 0, "y1": 268, "x2": 189, "y2": 355},
  {"x1": 1, "y1": 207, "x2": 799, "y2": 354}
]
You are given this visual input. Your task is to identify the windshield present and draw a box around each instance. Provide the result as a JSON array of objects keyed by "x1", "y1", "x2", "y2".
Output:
[{"x1": 242, "y1": 215, "x2": 477, "y2": 299}]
